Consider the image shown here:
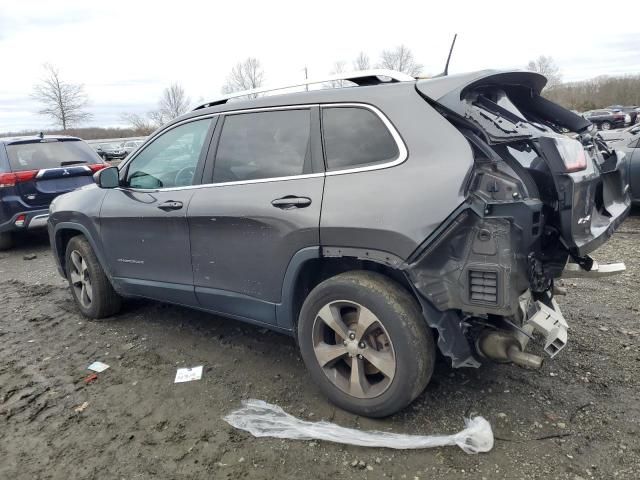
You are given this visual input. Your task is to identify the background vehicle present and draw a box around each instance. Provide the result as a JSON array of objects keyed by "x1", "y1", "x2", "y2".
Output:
[
  {"x1": 583, "y1": 109, "x2": 628, "y2": 130},
  {"x1": 96, "y1": 142, "x2": 126, "y2": 161},
  {"x1": 122, "y1": 140, "x2": 144, "y2": 156},
  {"x1": 49, "y1": 69, "x2": 629, "y2": 417},
  {"x1": 608, "y1": 130, "x2": 640, "y2": 204},
  {"x1": 606, "y1": 105, "x2": 639, "y2": 125},
  {"x1": 0, "y1": 135, "x2": 107, "y2": 250},
  {"x1": 598, "y1": 123, "x2": 640, "y2": 143}
]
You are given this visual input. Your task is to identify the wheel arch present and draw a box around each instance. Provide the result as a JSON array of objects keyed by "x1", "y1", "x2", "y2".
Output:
[
  {"x1": 53, "y1": 222, "x2": 111, "y2": 279},
  {"x1": 276, "y1": 246, "x2": 416, "y2": 332}
]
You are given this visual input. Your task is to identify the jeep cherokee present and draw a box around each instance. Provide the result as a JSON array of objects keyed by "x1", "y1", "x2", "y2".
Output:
[{"x1": 48, "y1": 69, "x2": 630, "y2": 417}]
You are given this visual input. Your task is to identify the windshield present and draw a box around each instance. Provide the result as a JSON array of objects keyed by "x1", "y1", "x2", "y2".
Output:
[{"x1": 6, "y1": 140, "x2": 102, "y2": 170}]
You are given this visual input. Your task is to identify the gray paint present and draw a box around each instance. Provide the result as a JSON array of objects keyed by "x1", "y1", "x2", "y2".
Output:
[{"x1": 188, "y1": 177, "x2": 324, "y2": 306}]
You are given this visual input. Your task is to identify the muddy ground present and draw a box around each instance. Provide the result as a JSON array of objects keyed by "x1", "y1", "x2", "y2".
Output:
[{"x1": 1, "y1": 217, "x2": 639, "y2": 480}]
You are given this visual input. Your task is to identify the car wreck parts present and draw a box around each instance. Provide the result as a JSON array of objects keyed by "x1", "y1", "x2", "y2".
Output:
[{"x1": 404, "y1": 131, "x2": 627, "y2": 370}]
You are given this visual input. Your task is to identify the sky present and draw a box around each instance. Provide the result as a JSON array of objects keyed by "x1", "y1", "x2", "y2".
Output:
[{"x1": 1, "y1": 0, "x2": 639, "y2": 131}]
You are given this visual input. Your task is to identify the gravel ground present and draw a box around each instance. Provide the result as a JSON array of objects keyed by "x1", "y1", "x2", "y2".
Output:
[{"x1": 1, "y1": 217, "x2": 639, "y2": 480}]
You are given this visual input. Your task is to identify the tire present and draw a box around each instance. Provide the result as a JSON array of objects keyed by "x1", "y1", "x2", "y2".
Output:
[
  {"x1": 0, "y1": 232, "x2": 14, "y2": 251},
  {"x1": 601, "y1": 121, "x2": 611, "y2": 130},
  {"x1": 297, "y1": 271, "x2": 435, "y2": 417},
  {"x1": 65, "y1": 235, "x2": 121, "y2": 319}
]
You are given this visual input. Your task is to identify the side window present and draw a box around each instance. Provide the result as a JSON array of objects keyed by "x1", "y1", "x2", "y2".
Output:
[
  {"x1": 213, "y1": 109, "x2": 311, "y2": 183},
  {"x1": 125, "y1": 118, "x2": 211, "y2": 189},
  {"x1": 321, "y1": 107, "x2": 400, "y2": 170}
]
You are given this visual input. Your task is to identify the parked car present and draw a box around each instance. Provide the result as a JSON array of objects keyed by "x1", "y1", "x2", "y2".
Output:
[
  {"x1": 0, "y1": 135, "x2": 107, "y2": 250},
  {"x1": 122, "y1": 140, "x2": 144, "y2": 157},
  {"x1": 608, "y1": 131, "x2": 640, "y2": 204},
  {"x1": 598, "y1": 123, "x2": 640, "y2": 143},
  {"x1": 48, "y1": 69, "x2": 630, "y2": 417},
  {"x1": 583, "y1": 109, "x2": 629, "y2": 130},
  {"x1": 96, "y1": 142, "x2": 127, "y2": 161},
  {"x1": 606, "y1": 105, "x2": 639, "y2": 125}
]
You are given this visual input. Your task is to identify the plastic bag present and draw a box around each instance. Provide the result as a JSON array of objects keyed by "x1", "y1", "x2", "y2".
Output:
[{"x1": 223, "y1": 399, "x2": 494, "y2": 454}]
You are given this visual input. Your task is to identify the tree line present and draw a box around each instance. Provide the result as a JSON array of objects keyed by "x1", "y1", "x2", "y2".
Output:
[{"x1": 20, "y1": 52, "x2": 638, "y2": 139}]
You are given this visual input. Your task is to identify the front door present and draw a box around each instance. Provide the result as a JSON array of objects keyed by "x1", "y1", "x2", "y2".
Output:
[
  {"x1": 188, "y1": 107, "x2": 324, "y2": 325},
  {"x1": 100, "y1": 117, "x2": 215, "y2": 305}
]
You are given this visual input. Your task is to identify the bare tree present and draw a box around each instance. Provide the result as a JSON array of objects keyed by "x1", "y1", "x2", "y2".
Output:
[
  {"x1": 31, "y1": 63, "x2": 92, "y2": 130},
  {"x1": 527, "y1": 55, "x2": 562, "y2": 89},
  {"x1": 378, "y1": 45, "x2": 422, "y2": 76},
  {"x1": 158, "y1": 83, "x2": 190, "y2": 121},
  {"x1": 222, "y1": 57, "x2": 265, "y2": 98},
  {"x1": 119, "y1": 113, "x2": 155, "y2": 135},
  {"x1": 324, "y1": 61, "x2": 351, "y2": 88},
  {"x1": 353, "y1": 51, "x2": 370, "y2": 71}
]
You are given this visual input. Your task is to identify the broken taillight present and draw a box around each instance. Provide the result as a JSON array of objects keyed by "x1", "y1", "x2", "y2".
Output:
[
  {"x1": 0, "y1": 170, "x2": 39, "y2": 188},
  {"x1": 554, "y1": 137, "x2": 587, "y2": 173}
]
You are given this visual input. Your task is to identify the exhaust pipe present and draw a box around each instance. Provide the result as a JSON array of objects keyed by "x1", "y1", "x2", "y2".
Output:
[{"x1": 478, "y1": 331, "x2": 543, "y2": 370}]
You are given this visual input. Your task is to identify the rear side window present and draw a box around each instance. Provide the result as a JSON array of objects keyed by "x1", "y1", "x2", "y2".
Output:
[
  {"x1": 213, "y1": 109, "x2": 311, "y2": 183},
  {"x1": 321, "y1": 107, "x2": 399, "y2": 170},
  {"x1": 6, "y1": 140, "x2": 101, "y2": 171}
]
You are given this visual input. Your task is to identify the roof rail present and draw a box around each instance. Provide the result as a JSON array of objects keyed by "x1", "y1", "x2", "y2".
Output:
[{"x1": 193, "y1": 69, "x2": 414, "y2": 110}]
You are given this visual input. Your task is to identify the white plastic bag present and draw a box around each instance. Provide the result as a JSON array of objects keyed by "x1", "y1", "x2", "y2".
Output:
[{"x1": 223, "y1": 399, "x2": 494, "y2": 454}]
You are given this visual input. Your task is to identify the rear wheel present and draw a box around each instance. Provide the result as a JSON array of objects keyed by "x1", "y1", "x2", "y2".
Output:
[
  {"x1": 601, "y1": 121, "x2": 611, "y2": 130},
  {"x1": 65, "y1": 236, "x2": 121, "y2": 318},
  {"x1": 0, "y1": 232, "x2": 14, "y2": 251},
  {"x1": 297, "y1": 271, "x2": 435, "y2": 417}
]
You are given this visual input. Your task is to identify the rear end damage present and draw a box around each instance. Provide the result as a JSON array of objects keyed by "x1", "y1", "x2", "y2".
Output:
[{"x1": 407, "y1": 71, "x2": 630, "y2": 369}]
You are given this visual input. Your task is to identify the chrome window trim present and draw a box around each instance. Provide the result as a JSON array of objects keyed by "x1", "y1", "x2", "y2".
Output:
[{"x1": 117, "y1": 102, "x2": 407, "y2": 193}]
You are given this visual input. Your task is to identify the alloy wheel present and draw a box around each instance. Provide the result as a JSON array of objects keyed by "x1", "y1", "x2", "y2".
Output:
[
  {"x1": 69, "y1": 250, "x2": 93, "y2": 308},
  {"x1": 311, "y1": 300, "x2": 396, "y2": 399}
]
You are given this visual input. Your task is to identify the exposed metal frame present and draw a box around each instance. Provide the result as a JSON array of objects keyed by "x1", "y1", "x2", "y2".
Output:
[
  {"x1": 117, "y1": 102, "x2": 408, "y2": 193},
  {"x1": 193, "y1": 69, "x2": 415, "y2": 110}
]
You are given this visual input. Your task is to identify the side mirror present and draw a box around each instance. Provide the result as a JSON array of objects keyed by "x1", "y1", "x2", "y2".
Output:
[{"x1": 94, "y1": 166, "x2": 120, "y2": 189}]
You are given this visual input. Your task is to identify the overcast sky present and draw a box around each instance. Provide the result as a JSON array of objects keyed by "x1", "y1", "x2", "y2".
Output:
[{"x1": 1, "y1": 0, "x2": 639, "y2": 131}]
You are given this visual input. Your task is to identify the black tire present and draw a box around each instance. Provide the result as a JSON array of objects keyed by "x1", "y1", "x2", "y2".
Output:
[
  {"x1": 600, "y1": 121, "x2": 611, "y2": 130},
  {"x1": 65, "y1": 235, "x2": 121, "y2": 318},
  {"x1": 0, "y1": 232, "x2": 14, "y2": 251},
  {"x1": 297, "y1": 271, "x2": 435, "y2": 417}
]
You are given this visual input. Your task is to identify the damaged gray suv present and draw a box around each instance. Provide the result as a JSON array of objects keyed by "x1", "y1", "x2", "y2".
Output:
[{"x1": 49, "y1": 69, "x2": 630, "y2": 417}]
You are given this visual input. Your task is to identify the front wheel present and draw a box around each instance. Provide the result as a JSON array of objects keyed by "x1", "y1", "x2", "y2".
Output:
[
  {"x1": 601, "y1": 121, "x2": 611, "y2": 130},
  {"x1": 297, "y1": 271, "x2": 435, "y2": 417},
  {"x1": 65, "y1": 235, "x2": 122, "y2": 318}
]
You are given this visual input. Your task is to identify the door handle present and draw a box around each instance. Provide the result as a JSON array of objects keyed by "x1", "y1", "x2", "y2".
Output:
[
  {"x1": 271, "y1": 196, "x2": 312, "y2": 209},
  {"x1": 158, "y1": 200, "x2": 183, "y2": 211}
]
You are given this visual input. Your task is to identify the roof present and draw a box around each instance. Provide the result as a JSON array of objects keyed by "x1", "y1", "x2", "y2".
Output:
[{"x1": 0, "y1": 134, "x2": 81, "y2": 145}]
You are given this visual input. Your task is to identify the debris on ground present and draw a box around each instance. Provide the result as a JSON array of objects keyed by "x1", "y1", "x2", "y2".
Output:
[
  {"x1": 83, "y1": 373, "x2": 98, "y2": 384},
  {"x1": 174, "y1": 365, "x2": 203, "y2": 383},
  {"x1": 224, "y1": 399, "x2": 494, "y2": 453},
  {"x1": 87, "y1": 361, "x2": 110, "y2": 373},
  {"x1": 74, "y1": 402, "x2": 89, "y2": 413},
  {"x1": 23, "y1": 253, "x2": 37, "y2": 260}
]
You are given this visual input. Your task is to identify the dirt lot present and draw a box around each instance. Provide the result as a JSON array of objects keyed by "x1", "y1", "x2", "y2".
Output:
[{"x1": 1, "y1": 217, "x2": 639, "y2": 480}]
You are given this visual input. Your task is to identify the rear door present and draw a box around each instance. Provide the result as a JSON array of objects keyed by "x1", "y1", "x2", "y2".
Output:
[
  {"x1": 100, "y1": 117, "x2": 215, "y2": 305},
  {"x1": 4, "y1": 138, "x2": 105, "y2": 208},
  {"x1": 188, "y1": 106, "x2": 324, "y2": 326}
]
